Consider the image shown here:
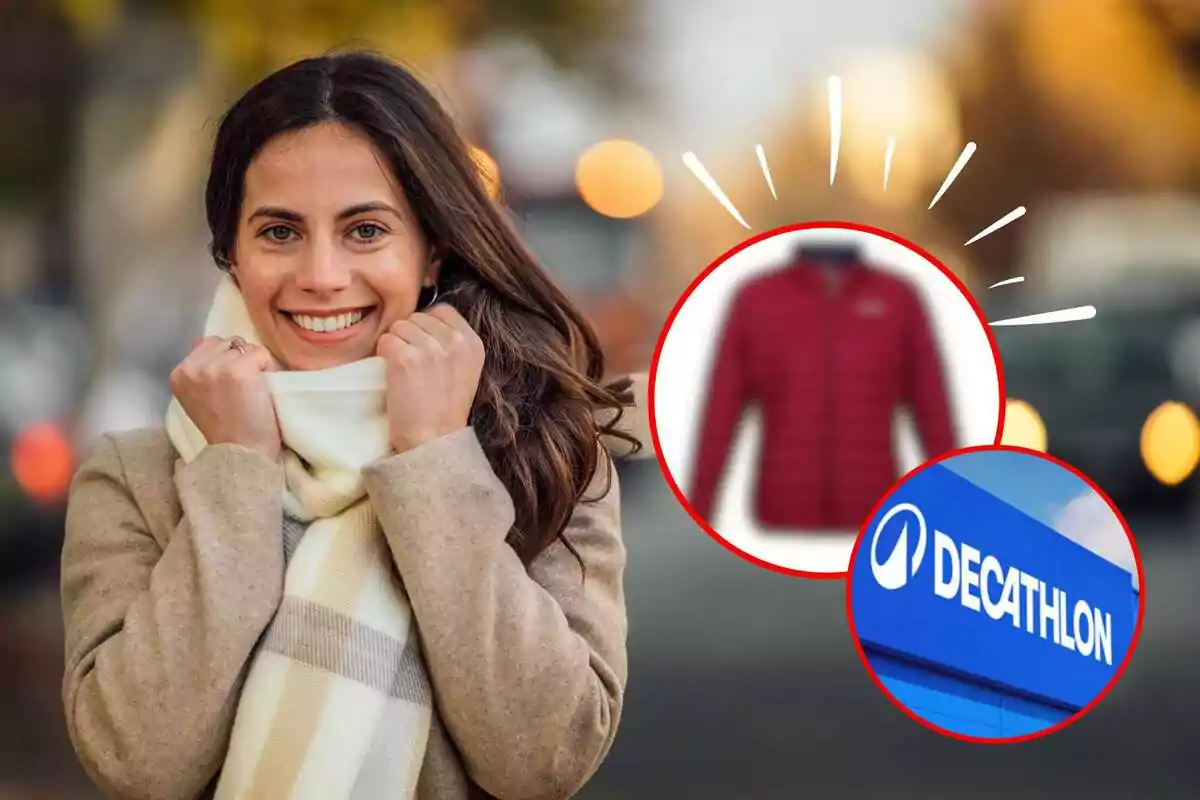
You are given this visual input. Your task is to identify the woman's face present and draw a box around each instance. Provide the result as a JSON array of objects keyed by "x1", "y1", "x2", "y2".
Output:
[{"x1": 231, "y1": 121, "x2": 436, "y2": 371}]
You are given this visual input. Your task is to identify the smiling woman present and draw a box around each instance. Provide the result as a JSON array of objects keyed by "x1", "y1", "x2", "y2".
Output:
[
  {"x1": 60, "y1": 51, "x2": 636, "y2": 800},
  {"x1": 229, "y1": 125, "x2": 435, "y2": 372}
]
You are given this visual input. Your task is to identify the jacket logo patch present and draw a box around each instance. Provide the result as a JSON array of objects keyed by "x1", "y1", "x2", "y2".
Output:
[{"x1": 857, "y1": 299, "x2": 886, "y2": 317}]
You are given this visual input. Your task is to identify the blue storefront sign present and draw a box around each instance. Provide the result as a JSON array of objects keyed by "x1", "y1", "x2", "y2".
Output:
[{"x1": 851, "y1": 463, "x2": 1136, "y2": 713}]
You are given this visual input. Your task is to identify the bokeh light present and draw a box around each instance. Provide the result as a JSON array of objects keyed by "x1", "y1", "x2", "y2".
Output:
[
  {"x1": 11, "y1": 421, "x2": 75, "y2": 505},
  {"x1": 575, "y1": 139, "x2": 664, "y2": 219},
  {"x1": 1141, "y1": 400, "x2": 1200, "y2": 486},
  {"x1": 816, "y1": 51, "x2": 962, "y2": 207},
  {"x1": 1001, "y1": 398, "x2": 1048, "y2": 452}
]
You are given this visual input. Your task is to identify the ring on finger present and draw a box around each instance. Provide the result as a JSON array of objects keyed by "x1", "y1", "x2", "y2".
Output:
[{"x1": 228, "y1": 335, "x2": 248, "y2": 355}]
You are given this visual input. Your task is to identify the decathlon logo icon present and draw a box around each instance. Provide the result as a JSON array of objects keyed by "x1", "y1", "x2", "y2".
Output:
[{"x1": 869, "y1": 503, "x2": 928, "y2": 590}]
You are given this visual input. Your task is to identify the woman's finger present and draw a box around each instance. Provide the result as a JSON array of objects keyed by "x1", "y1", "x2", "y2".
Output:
[
  {"x1": 407, "y1": 311, "x2": 461, "y2": 350},
  {"x1": 229, "y1": 344, "x2": 278, "y2": 375},
  {"x1": 390, "y1": 318, "x2": 442, "y2": 352},
  {"x1": 252, "y1": 345, "x2": 282, "y2": 372},
  {"x1": 210, "y1": 343, "x2": 252, "y2": 373},
  {"x1": 426, "y1": 303, "x2": 474, "y2": 337},
  {"x1": 376, "y1": 332, "x2": 409, "y2": 362},
  {"x1": 198, "y1": 335, "x2": 241, "y2": 361},
  {"x1": 179, "y1": 336, "x2": 225, "y2": 372},
  {"x1": 197, "y1": 337, "x2": 263, "y2": 375},
  {"x1": 427, "y1": 305, "x2": 483, "y2": 363}
]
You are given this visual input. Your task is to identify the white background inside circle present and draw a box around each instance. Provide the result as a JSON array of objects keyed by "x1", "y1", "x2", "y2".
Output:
[{"x1": 654, "y1": 227, "x2": 1002, "y2": 574}]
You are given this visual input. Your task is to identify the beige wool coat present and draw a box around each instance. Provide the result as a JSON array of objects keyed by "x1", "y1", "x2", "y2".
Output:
[{"x1": 60, "y1": 425, "x2": 628, "y2": 800}]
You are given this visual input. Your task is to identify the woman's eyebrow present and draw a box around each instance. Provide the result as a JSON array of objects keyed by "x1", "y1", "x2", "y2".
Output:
[
  {"x1": 247, "y1": 206, "x2": 304, "y2": 223},
  {"x1": 336, "y1": 201, "x2": 402, "y2": 220},
  {"x1": 245, "y1": 202, "x2": 402, "y2": 224}
]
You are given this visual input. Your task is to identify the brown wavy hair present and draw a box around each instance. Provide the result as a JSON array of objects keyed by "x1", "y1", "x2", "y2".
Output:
[{"x1": 205, "y1": 51, "x2": 638, "y2": 564}]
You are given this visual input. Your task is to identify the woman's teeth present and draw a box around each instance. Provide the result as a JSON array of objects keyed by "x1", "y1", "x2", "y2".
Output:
[{"x1": 290, "y1": 309, "x2": 367, "y2": 332}]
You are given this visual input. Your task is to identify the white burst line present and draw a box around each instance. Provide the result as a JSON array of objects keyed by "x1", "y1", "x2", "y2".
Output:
[
  {"x1": 883, "y1": 136, "x2": 896, "y2": 191},
  {"x1": 828, "y1": 76, "x2": 842, "y2": 185},
  {"x1": 681, "y1": 151, "x2": 751, "y2": 229},
  {"x1": 990, "y1": 306, "x2": 1097, "y2": 327},
  {"x1": 755, "y1": 144, "x2": 777, "y2": 200},
  {"x1": 966, "y1": 206, "x2": 1026, "y2": 245},
  {"x1": 929, "y1": 141, "x2": 977, "y2": 209},
  {"x1": 988, "y1": 276, "x2": 1025, "y2": 289}
]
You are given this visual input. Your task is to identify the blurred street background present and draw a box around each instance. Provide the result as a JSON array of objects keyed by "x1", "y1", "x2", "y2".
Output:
[{"x1": 3, "y1": 0, "x2": 1200, "y2": 797}]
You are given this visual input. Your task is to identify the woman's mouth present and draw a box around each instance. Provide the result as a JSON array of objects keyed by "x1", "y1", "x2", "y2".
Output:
[{"x1": 282, "y1": 307, "x2": 376, "y2": 344}]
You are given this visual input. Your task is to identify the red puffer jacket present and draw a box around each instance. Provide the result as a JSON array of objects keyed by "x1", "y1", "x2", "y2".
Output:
[{"x1": 688, "y1": 257, "x2": 958, "y2": 531}]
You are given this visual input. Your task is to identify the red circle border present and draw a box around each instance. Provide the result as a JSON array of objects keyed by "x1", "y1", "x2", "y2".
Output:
[
  {"x1": 646, "y1": 220, "x2": 1008, "y2": 580},
  {"x1": 842, "y1": 443, "x2": 1148, "y2": 745}
]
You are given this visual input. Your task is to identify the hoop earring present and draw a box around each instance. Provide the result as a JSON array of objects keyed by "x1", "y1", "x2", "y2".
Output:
[{"x1": 418, "y1": 283, "x2": 439, "y2": 310}]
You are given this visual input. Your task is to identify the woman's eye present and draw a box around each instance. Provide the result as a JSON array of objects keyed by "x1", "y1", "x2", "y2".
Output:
[
  {"x1": 352, "y1": 223, "x2": 384, "y2": 241},
  {"x1": 263, "y1": 225, "x2": 294, "y2": 242}
]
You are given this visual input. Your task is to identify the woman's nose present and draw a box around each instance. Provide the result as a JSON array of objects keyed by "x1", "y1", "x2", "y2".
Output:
[{"x1": 294, "y1": 240, "x2": 352, "y2": 294}]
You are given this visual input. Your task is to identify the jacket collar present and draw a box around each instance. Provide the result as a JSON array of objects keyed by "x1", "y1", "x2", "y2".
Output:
[{"x1": 786, "y1": 256, "x2": 871, "y2": 291}]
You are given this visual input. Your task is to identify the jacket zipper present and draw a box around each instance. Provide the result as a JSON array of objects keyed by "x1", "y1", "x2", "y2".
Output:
[{"x1": 821, "y1": 277, "x2": 836, "y2": 527}]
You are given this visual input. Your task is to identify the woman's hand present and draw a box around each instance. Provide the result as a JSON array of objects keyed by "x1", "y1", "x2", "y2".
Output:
[
  {"x1": 377, "y1": 304, "x2": 485, "y2": 454},
  {"x1": 170, "y1": 336, "x2": 283, "y2": 461}
]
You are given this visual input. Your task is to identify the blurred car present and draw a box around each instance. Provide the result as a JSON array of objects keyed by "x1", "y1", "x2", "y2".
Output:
[
  {"x1": 987, "y1": 270, "x2": 1200, "y2": 521},
  {"x1": 0, "y1": 296, "x2": 89, "y2": 592},
  {"x1": 580, "y1": 458, "x2": 1200, "y2": 800}
]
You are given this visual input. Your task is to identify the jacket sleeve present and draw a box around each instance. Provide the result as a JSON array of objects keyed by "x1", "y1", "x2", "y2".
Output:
[
  {"x1": 61, "y1": 435, "x2": 286, "y2": 800},
  {"x1": 901, "y1": 286, "x2": 957, "y2": 458},
  {"x1": 688, "y1": 286, "x2": 756, "y2": 522},
  {"x1": 362, "y1": 428, "x2": 627, "y2": 800}
]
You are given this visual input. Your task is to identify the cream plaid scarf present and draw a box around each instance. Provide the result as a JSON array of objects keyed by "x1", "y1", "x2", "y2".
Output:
[{"x1": 165, "y1": 276, "x2": 431, "y2": 799}]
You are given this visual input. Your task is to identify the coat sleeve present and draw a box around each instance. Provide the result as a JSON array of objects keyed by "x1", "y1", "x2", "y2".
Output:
[
  {"x1": 688, "y1": 286, "x2": 757, "y2": 522},
  {"x1": 61, "y1": 435, "x2": 286, "y2": 800},
  {"x1": 362, "y1": 428, "x2": 627, "y2": 800},
  {"x1": 901, "y1": 286, "x2": 957, "y2": 458}
]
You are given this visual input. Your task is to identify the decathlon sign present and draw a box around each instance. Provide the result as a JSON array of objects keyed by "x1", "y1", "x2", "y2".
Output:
[{"x1": 853, "y1": 464, "x2": 1136, "y2": 710}]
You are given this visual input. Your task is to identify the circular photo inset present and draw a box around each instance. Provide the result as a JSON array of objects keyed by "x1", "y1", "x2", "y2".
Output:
[
  {"x1": 847, "y1": 445, "x2": 1144, "y2": 743},
  {"x1": 651, "y1": 222, "x2": 1003, "y2": 577}
]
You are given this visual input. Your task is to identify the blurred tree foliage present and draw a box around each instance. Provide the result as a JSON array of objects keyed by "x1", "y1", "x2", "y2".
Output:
[
  {"x1": 0, "y1": 1, "x2": 88, "y2": 300},
  {"x1": 55, "y1": 0, "x2": 633, "y2": 92},
  {"x1": 0, "y1": 3, "x2": 85, "y2": 210},
  {"x1": 933, "y1": 0, "x2": 1200, "y2": 279},
  {"x1": 32, "y1": 0, "x2": 632, "y2": 298}
]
